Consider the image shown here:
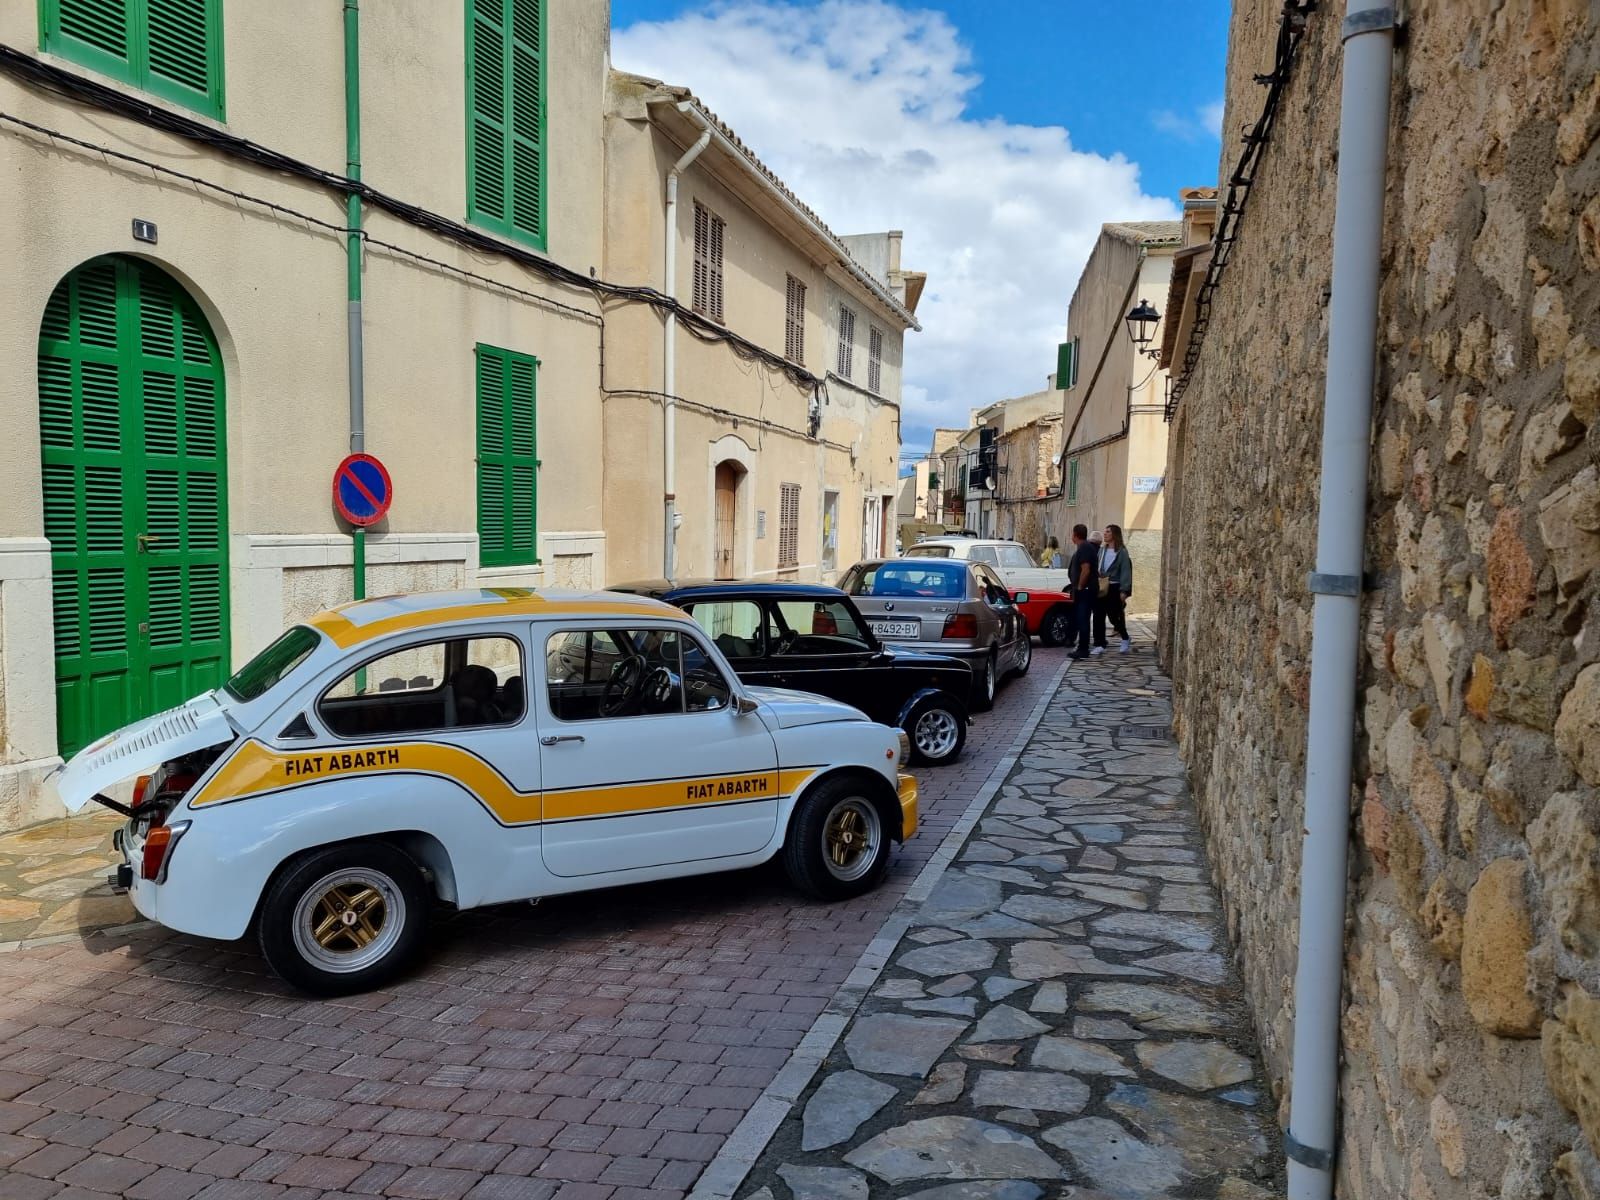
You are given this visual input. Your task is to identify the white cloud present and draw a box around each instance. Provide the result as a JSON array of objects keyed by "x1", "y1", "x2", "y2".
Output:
[{"x1": 612, "y1": 0, "x2": 1177, "y2": 448}]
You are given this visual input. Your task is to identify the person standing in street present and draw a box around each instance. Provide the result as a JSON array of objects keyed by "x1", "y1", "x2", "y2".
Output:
[
  {"x1": 1067, "y1": 523, "x2": 1099, "y2": 660},
  {"x1": 1093, "y1": 523, "x2": 1134, "y2": 655},
  {"x1": 1041, "y1": 535, "x2": 1063, "y2": 568}
]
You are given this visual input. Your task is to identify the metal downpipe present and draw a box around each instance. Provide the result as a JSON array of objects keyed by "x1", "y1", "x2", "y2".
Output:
[
  {"x1": 662, "y1": 103, "x2": 711, "y2": 580},
  {"x1": 1285, "y1": 3, "x2": 1396, "y2": 1197}
]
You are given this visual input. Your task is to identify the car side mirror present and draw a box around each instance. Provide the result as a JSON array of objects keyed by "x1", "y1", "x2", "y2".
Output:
[
  {"x1": 735, "y1": 695, "x2": 760, "y2": 716},
  {"x1": 1013, "y1": 591, "x2": 1030, "y2": 604}
]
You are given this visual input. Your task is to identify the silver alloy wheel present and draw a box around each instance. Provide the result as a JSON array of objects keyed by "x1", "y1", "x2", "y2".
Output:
[
  {"x1": 819, "y1": 796, "x2": 882, "y2": 882},
  {"x1": 1017, "y1": 635, "x2": 1032, "y2": 670},
  {"x1": 984, "y1": 655, "x2": 997, "y2": 701},
  {"x1": 913, "y1": 707, "x2": 960, "y2": 760},
  {"x1": 291, "y1": 867, "x2": 407, "y2": 974}
]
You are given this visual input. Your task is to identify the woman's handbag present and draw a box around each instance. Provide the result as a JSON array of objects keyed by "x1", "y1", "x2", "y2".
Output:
[{"x1": 1097, "y1": 576, "x2": 1112, "y2": 598}]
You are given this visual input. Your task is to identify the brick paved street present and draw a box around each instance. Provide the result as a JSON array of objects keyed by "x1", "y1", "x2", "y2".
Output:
[{"x1": 0, "y1": 648, "x2": 1068, "y2": 1200}]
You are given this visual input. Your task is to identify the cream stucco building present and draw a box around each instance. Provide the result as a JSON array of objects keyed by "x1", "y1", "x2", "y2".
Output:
[
  {"x1": 1047, "y1": 221, "x2": 1180, "y2": 606},
  {"x1": 601, "y1": 75, "x2": 920, "y2": 586},
  {"x1": 0, "y1": 1, "x2": 919, "y2": 827}
]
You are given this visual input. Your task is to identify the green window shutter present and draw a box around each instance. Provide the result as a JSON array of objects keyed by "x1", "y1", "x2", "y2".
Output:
[
  {"x1": 476, "y1": 344, "x2": 539, "y2": 567},
  {"x1": 467, "y1": 0, "x2": 547, "y2": 250},
  {"x1": 42, "y1": 0, "x2": 224, "y2": 119},
  {"x1": 1067, "y1": 459, "x2": 1079, "y2": 505},
  {"x1": 1055, "y1": 340, "x2": 1074, "y2": 390}
]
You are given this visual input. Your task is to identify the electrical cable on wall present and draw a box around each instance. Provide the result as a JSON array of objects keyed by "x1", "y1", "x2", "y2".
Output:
[{"x1": 0, "y1": 44, "x2": 825, "y2": 401}]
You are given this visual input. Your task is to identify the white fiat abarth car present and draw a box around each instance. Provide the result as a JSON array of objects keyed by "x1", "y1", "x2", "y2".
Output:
[{"x1": 52, "y1": 588, "x2": 918, "y2": 995}]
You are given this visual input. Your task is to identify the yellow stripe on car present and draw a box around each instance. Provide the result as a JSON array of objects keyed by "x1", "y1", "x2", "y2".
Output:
[
  {"x1": 191, "y1": 740, "x2": 822, "y2": 827},
  {"x1": 308, "y1": 598, "x2": 695, "y2": 649}
]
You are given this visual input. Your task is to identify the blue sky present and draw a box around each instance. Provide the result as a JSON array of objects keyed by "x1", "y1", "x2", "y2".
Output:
[{"x1": 610, "y1": 1, "x2": 1231, "y2": 452}]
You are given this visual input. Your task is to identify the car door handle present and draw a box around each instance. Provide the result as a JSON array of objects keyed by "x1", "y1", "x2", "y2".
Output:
[{"x1": 540, "y1": 735, "x2": 585, "y2": 746}]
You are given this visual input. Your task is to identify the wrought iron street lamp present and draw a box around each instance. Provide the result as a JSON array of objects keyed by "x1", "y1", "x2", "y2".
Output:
[{"x1": 1125, "y1": 298, "x2": 1162, "y2": 359}]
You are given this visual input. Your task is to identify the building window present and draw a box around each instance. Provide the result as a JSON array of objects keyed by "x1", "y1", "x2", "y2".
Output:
[
  {"x1": 476, "y1": 344, "x2": 540, "y2": 567},
  {"x1": 693, "y1": 202, "x2": 725, "y2": 321},
  {"x1": 868, "y1": 326, "x2": 883, "y2": 394},
  {"x1": 778, "y1": 483, "x2": 801, "y2": 569},
  {"x1": 785, "y1": 275, "x2": 806, "y2": 365},
  {"x1": 837, "y1": 305, "x2": 855, "y2": 379},
  {"x1": 1066, "y1": 458, "x2": 1079, "y2": 506},
  {"x1": 467, "y1": 0, "x2": 547, "y2": 250},
  {"x1": 42, "y1": 0, "x2": 225, "y2": 119}
]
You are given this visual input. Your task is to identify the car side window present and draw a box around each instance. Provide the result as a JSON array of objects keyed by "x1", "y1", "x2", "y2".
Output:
[
  {"x1": 544, "y1": 627, "x2": 732, "y2": 720},
  {"x1": 969, "y1": 546, "x2": 1000, "y2": 566},
  {"x1": 997, "y1": 545, "x2": 1034, "y2": 569},
  {"x1": 317, "y1": 636, "x2": 525, "y2": 738},
  {"x1": 685, "y1": 601, "x2": 766, "y2": 661},
  {"x1": 974, "y1": 565, "x2": 1009, "y2": 605},
  {"x1": 769, "y1": 600, "x2": 870, "y2": 654}
]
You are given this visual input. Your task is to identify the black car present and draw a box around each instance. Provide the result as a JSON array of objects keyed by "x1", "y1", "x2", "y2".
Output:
[{"x1": 610, "y1": 580, "x2": 972, "y2": 766}]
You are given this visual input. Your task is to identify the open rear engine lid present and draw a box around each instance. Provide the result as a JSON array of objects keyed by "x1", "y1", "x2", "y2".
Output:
[{"x1": 51, "y1": 693, "x2": 237, "y2": 813}]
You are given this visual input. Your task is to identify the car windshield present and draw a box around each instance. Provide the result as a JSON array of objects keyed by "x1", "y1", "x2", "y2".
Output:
[
  {"x1": 847, "y1": 562, "x2": 967, "y2": 599},
  {"x1": 904, "y1": 545, "x2": 951, "y2": 558},
  {"x1": 224, "y1": 625, "x2": 322, "y2": 701}
]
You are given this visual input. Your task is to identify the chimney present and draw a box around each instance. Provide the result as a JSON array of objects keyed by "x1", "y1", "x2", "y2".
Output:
[{"x1": 887, "y1": 230, "x2": 905, "y2": 303}]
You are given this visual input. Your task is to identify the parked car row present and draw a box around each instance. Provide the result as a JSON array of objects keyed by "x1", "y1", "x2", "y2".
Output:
[{"x1": 50, "y1": 537, "x2": 1073, "y2": 996}]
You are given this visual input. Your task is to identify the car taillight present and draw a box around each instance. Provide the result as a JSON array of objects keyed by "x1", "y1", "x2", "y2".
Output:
[
  {"x1": 140, "y1": 821, "x2": 189, "y2": 883},
  {"x1": 942, "y1": 613, "x2": 977, "y2": 639},
  {"x1": 132, "y1": 775, "x2": 152, "y2": 808},
  {"x1": 813, "y1": 613, "x2": 838, "y2": 635}
]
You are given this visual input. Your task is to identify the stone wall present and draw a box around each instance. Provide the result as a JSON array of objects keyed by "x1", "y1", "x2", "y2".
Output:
[{"x1": 1161, "y1": 2, "x2": 1600, "y2": 1196}]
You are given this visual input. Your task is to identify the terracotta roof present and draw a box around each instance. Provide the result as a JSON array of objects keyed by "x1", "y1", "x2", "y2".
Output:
[
  {"x1": 1103, "y1": 220, "x2": 1184, "y2": 247},
  {"x1": 616, "y1": 70, "x2": 920, "y2": 331}
]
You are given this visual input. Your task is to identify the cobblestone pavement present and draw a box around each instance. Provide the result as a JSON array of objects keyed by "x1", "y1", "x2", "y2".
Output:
[
  {"x1": 0, "y1": 649, "x2": 1067, "y2": 1200},
  {"x1": 733, "y1": 624, "x2": 1284, "y2": 1200}
]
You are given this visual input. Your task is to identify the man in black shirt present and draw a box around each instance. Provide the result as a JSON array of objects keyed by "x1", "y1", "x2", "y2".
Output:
[{"x1": 1067, "y1": 523, "x2": 1099, "y2": 660}]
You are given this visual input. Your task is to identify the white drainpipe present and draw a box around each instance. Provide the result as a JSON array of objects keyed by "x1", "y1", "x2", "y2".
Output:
[
  {"x1": 662, "y1": 102, "x2": 711, "y2": 580},
  {"x1": 1285, "y1": 3, "x2": 1396, "y2": 1198}
]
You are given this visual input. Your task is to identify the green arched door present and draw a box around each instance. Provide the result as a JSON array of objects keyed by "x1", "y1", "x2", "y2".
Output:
[{"x1": 39, "y1": 256, "x2": 229, "y2": 757}]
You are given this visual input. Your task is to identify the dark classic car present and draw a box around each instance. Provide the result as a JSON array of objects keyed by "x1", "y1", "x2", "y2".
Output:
[{"x1": 609, "y1": 580, "x2": 972, "y2": 765}]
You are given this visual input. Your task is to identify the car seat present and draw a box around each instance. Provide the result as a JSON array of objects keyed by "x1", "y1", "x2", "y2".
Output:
[{"x1": 452, "y1": 663, "x2": 504, "y2": 726}]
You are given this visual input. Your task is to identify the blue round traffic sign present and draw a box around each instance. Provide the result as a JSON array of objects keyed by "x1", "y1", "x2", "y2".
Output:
[{"x1": 332, "y1": 453, "x2": 393, "y2": 527}]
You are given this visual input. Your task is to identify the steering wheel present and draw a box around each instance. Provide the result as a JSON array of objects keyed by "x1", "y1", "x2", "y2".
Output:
[
  {"x1": 775, "y1": 628, "x2": 800, "y2": 655},
  {"x1": 601, "y1": 654, "x2": 649, "y2": 716}
]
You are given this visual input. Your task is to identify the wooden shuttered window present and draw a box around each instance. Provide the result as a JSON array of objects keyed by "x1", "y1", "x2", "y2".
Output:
[
  {"x1": 692, "y1": 202, "x2": 725, "y2": 321},
  {"x1": 476, "y1": 344, "x2": 540, "y2": 567},
  {"x1": 778, "y1": 483, "x2": 801, "y2": 570},
  {"x1": 1066, "y1": 458, "x2": 1080, "y2": 505},
  {"x1": 837, "y1": 305, "x2": 855, "y2": 379},
  {"x1": 785, "y1": 275, "x2": 806, "y2": 365},
  {"x1": 467, "y1": 0, "x2": 547, "y2": 249},
  {"x1": 867, "y1": 325, "x2": 883, "y2": 394},
  {"x1": 42, "y1": 0, "x2": 225, "y2": 119}
]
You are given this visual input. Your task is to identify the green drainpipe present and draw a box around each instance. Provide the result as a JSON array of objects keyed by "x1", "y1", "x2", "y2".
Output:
[{"x1": 344, "y1": 0, "x2": 366, "y2": 601}]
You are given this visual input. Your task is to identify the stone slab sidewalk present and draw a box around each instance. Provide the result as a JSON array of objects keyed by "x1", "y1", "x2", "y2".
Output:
[
  {"x1": 722, "y1": 623, "x2": 1284, "y2": 1199},
  {"x1": 0, "y1": 809, "x2": 128, "y2": 945}
]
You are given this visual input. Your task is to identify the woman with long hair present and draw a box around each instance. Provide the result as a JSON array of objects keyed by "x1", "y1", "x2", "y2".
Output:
[{"x1": 1093, "y1": 523, "x2": 1133, "y2": 654}]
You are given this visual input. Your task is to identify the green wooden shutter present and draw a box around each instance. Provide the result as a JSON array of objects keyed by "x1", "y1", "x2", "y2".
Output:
[
  {"x1": 40, "y1": 256, "x2": 228, "y2": 756},
  {"x1": 476, "y1": 344, "x2": 539, "y2": 567},
  {"x1": 467, "y1": 0, "x2": 547, "y2": 249},
  {"x1": 42, "y1": 0, "x2": 224, "y2": 119},
  {"x1": 1056, "y1": 340, "x2": 1074, "y2": 390},
  {"x1": 1067, "y1": 459, "x2": 1079, "y2": 505}
]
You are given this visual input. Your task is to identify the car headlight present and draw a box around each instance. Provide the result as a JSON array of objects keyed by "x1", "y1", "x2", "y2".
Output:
[{"x1": 896, "y1": 730, "x2": 910, "y2": 767}]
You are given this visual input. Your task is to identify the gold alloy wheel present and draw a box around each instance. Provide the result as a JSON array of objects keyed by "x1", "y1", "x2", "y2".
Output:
[
  {"x1": 821, "y1": 797, "x2": 881, "y2": 882},
  {"x1": 310, "y1": 883, "x2": 387, "y2": 951},
  {"x1": 291, "y1": 867, "x2": 407, "y2": 973}
]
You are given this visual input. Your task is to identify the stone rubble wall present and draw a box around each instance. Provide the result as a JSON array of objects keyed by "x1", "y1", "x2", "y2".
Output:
[{"x1": 1160, "y1": 2, "x2": 1600, "y2": 1197}]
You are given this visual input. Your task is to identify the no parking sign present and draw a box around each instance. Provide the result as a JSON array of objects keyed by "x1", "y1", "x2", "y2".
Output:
[{"x1": 332, "y1": 453, "x2": 393, "y2": 527}]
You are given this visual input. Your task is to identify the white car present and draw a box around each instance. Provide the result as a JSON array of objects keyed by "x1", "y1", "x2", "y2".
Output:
[
  {"x1": 52, "y1": 589, "x2": 918, "y2": 995},
  {"x1": 904, "y1": 536, "x2": 1077, "y2": 592}
]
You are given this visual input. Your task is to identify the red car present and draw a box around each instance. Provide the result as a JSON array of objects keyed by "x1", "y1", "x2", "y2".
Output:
[{"x1": 1013, "y1": 587, "x2": 1077, "y2": 646}]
